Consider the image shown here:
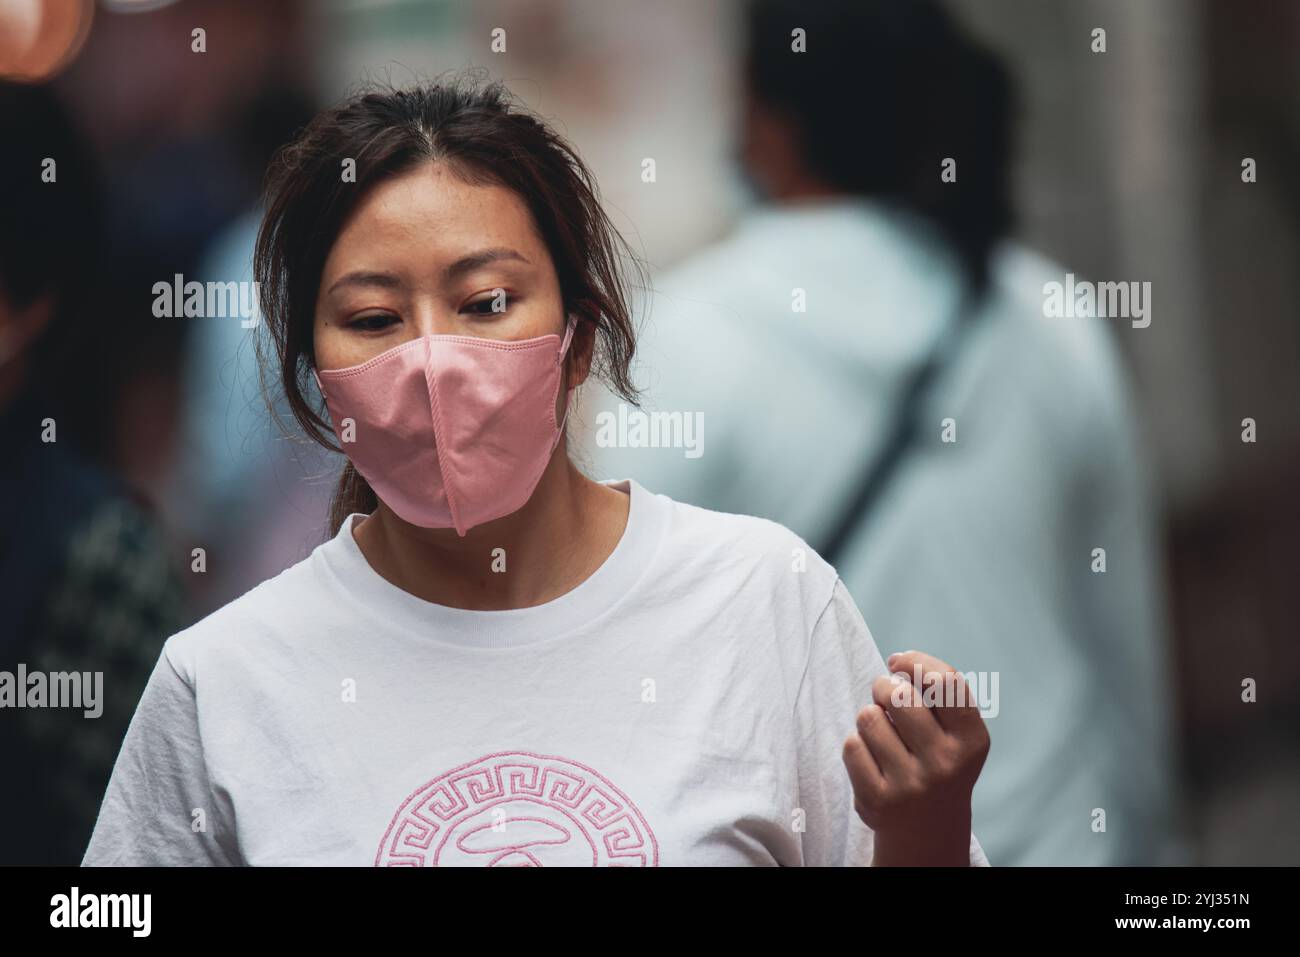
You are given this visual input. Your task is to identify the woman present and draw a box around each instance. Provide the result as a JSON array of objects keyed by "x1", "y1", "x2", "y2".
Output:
[{"x1": 82, "y1": 75, "x2": 990, "y2": 866}]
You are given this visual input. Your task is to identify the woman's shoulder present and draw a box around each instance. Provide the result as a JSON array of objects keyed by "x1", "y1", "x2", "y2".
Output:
[
  {"x1": 659, "y1": 489, "x2": 816, "y2": 552},
  {"x1": 161, "y1": 542, "x2": 335, "y2": 683},
  {"x1": 641, "y1": 483, "x2": 842, "y2": 619}
]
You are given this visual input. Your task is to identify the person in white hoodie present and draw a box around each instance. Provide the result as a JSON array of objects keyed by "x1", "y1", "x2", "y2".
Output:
[{"x1": 585, "y1": 0, "x2": 1183, "y2": 865}]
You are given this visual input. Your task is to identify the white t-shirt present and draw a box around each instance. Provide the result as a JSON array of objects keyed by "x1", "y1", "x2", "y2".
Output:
[{"x1": 82, "y1": 479, "x2": 988, "y2": 867}]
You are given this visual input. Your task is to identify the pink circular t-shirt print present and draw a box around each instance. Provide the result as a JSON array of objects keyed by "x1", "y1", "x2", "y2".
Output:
[{"x1": 375, "y1": 750, "x2": 660, "y2": 866}]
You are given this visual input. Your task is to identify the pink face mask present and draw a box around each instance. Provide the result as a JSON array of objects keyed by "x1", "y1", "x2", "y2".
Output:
[{"x1": 315, "y1": 316, "x2": 578, "y2": 536}]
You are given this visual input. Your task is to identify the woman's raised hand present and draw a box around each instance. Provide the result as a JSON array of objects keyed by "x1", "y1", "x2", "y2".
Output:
[{"x1": 842, "y1": 650, "x2": 991, "y2": 866}]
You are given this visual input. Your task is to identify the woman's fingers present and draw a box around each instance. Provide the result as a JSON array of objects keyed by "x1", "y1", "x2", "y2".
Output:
[
  {"x1": 842, "y1": 717, "x2": 885, "y2": 820},
  {"x1": 854, "y1": 698, "x2": 913, "y2": 780},
  {"x1": 872, "y1": 671, "x2": 943, "y2": 756},
  {"x1": 845, "y1": 649, "x2": 992, "y2": 854},
  {"x1": 886, "y1": 650, "x2": 986, "y2": 737}
]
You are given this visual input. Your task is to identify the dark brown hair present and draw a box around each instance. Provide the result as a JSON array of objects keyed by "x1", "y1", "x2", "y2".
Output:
[
  {"x1": 745, "y1": 0, "x2": 1015, "y2": 295},
  {"x1": 254, "y1": 71, "x2": 643, "y2": 534}
]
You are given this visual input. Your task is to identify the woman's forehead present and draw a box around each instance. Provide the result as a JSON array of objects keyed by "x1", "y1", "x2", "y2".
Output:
[{"x1": 323, "y1": 164, "x2": 549, "y2": 277}]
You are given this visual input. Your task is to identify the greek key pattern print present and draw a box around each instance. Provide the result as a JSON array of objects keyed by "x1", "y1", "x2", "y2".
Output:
[{"x1": 375, "y1": 750, "x2": 659, "y2": 866}]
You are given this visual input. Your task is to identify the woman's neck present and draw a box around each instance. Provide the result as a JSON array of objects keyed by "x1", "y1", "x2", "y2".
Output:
[{"x1": 350, "y1": 454, "x2": 629, "y2": 611}]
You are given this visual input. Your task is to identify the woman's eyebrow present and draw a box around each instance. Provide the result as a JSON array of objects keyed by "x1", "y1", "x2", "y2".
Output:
[
  {"x1": 325, "y1": 249, "x2": 530, "y2": 298},
  {"x1": 325, "y1": 271, "x2": 403, "y2": 297},
  {"x1": 444, "y1": 247, "x2": 531, "y2": 280}
]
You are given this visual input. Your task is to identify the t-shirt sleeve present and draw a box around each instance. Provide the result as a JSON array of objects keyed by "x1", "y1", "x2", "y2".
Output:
[
  {"x1": 793, "y1": 578, "x2": 990, "y2": 866},
  {"x1": 81, "y1": 641, "x2": 241, "y2": 866}
]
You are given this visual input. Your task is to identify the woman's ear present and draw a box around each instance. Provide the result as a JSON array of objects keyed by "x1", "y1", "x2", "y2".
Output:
[{"x1": 565, "y1": 314, "x2": 596, "y2": 388}]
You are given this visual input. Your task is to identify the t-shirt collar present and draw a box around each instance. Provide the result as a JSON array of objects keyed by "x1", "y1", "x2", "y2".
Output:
[{"x1": 316, "y1": 478, "x2": 664, "y2": 650}]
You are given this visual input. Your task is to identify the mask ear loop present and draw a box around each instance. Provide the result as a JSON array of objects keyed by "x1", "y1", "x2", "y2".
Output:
[
  {"x1": 556, "y1": 314, "x2": 577, "y2": 364},
  {"x1": 551, "y1": 315, "x2": 580, "y2": 452}
]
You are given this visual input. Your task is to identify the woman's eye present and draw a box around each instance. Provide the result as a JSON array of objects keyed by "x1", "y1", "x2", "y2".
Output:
[
  {"x1": 464, "y1": 294, "x2": 512, "y2": 316},
  {"x1": 348, "y1": 313, "x2": 398, "y2": 331}
]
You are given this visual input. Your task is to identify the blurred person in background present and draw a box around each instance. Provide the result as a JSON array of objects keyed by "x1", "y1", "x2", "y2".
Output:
[
  {"x1": 0, "y1": 80, "x2": 186, "y2": 864},
  {"x1": 42, "y1": 0, "x2": 319, "y2": 616},
  {"x1": 587, "y1": 0, "x2": 1183, "y2": 865},
  {"x1": 169, "y1": 84, "x2": 334, "y2": 616}
]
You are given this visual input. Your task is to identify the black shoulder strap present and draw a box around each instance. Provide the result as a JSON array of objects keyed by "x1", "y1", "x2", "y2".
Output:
[{"x1": 818, "y1": 292, "x2": 979, "y2": 568}]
